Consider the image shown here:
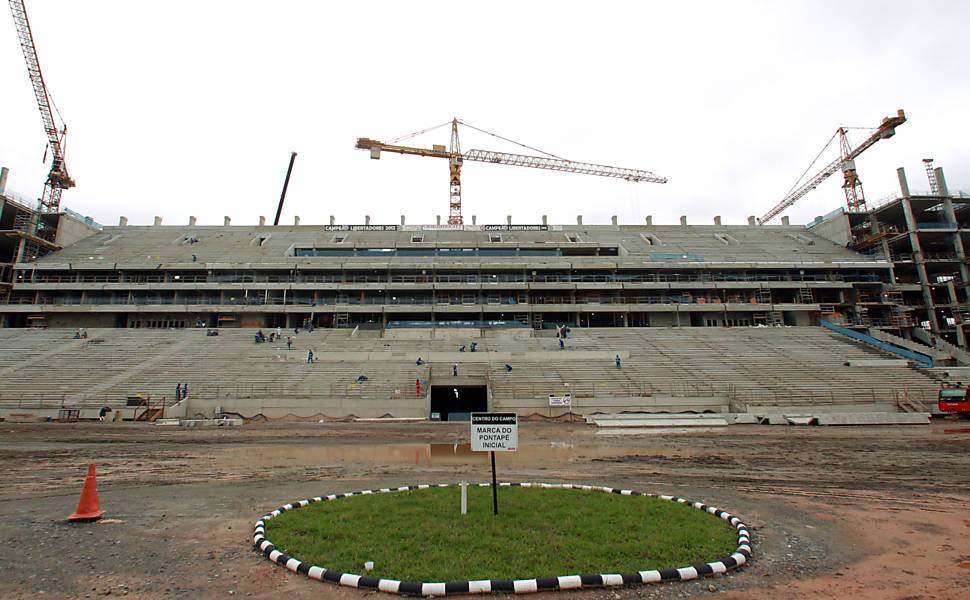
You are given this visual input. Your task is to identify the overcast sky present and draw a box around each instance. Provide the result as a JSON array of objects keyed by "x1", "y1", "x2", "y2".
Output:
[{"x1": 1, "y1": 1, "x2": 967, "y2": 228}]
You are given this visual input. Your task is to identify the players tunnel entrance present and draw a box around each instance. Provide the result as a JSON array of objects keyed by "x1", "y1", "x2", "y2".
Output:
[{"x1": 430, "y1": 386, "x2": 487, "y2": 422}]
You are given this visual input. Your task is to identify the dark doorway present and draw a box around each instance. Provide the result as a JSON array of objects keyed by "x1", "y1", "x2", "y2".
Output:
[{"x1": 430, "y1": 385, "x2": 487, "y2": 421}]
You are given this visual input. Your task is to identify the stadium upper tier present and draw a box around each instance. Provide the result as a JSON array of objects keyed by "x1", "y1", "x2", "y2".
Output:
[
  {"x1": 30, "y1": 224, "x2": 874, "y2": 266},
  {"x1": 4, "y1": 221, "x2": 900, "y2": 331}
]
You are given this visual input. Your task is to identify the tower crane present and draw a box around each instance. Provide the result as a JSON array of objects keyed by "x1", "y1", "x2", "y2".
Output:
[
  {"x1": 8, "y1": 0, "x2": 75, "y2": 214},
  {"x1": 356, "y1": 118, "x2": 666, "y2": 225},
  {"x1": 758, "y1": 110, "x2": 906, "y2": 225}
]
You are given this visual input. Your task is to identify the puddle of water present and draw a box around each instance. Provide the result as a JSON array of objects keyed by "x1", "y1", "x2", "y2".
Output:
[{"x1": 218, "y1": 442, "x2": 692, "y2": 469}]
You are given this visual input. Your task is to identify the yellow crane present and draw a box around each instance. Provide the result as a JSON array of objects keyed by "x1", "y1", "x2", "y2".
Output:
[
  {"x1": 8, "y1": 0, "x2": 75, "y2": 215},
  {"x1": 759, "y1": 110, "x2": 906, "y2": 224},
  {"x1": 356, "y1": 118, "x2": 666, "y2": 225}
]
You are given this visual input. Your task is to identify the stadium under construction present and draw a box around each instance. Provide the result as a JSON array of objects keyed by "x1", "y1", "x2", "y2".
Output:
[{"x1": 1, "y1": 161, "x2": 967, "y2": 422}]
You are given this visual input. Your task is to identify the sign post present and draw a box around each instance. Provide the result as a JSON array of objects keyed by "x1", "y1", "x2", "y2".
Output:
[{"x1": 470, "y1": 412, "x2": 518, "y2": 515}]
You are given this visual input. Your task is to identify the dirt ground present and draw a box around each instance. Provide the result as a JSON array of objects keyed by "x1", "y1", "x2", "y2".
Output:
[{"x1": 1, "y1": 421, "x2": 969, "y2": 600}]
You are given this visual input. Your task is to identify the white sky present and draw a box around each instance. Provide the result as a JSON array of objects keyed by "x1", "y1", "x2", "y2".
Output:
[{"x1": 1, "y1": 0, "x2": 968, "y2": 228}]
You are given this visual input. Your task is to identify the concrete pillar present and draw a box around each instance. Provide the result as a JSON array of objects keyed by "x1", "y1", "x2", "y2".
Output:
[
  {"x1": 934, "y1": 167, "x2": 950, "y2": 197},
  {"x1": 294, "y1": 216, "x2": 300, "y2": 226},
  {"x1": 153, "y1": 216, "x2": 162, "y2": 226},
  {"x1": 781, "y1": 216, "x2": 790, "y2": 226},
  {"x1": 611, "y1": 215, "x2": 618, "y2": 226},
  {"x1": 119, "y1": 216, "x2": 128, "y2": 226},
  {"x1": 329, "y1": 215, "x2": 335, "y2": 226},
  {"x1": 507, "y1": 215, "x2": 512, "y2": 225},
  {"x1": 258, "y1": 216, "x2": 266, "y2": 226},
  {"x1": 713, "y1": 216, "x2": 721, "y2": 225},
  {"x1": 436, "y1": 215, "x2": 441, "y2": 225},
  {"x1": 224, "y1": 216, "x2": 231, "y2": 226},
  {"x1": 747, "y1": 216, "x2": 756, "y2": 226},
  {"x1": 645, "y1": 216, "x2": 652, "y2": 226},
  {"x1": 472, "y1": 215, "x2": 477, "y2": 225},
  {"x1": 365, "y1": 215, "x2": 371, "y2": 225},
  {"x1": 400, "y1": 215, "x2": 406, "y2": 225},
  {"x1": 679, "y1": 215, "x2": 687, "y2": 226},
  {"x1": 902, "y1": 196, "x2": 940, "y2": 334},
  {"x1": 940, "y1": 173, "x2": 970, "y2": 307},
  {"x1": 0, "y1": 166, "x2": 8, "y2": 195},
  {"x1": 542, "y1": 215, "x2": 547, "y2": 225},
  {"x1": 897, "y1": 167, "x2": 910, "y2": 197},
  {"x1": 576, "y1": 215, "x2": 583, "y2": 225}
]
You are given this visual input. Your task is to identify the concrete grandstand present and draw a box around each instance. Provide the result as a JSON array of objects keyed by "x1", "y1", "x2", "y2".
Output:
[{"x1": 0, "y1": 203, "x2": 956, "y2": 422}]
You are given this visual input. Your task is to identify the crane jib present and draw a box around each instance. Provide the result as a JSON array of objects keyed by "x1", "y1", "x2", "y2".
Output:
[{"x1": 356, "y1": 119, "x2": 667, "y2": 224}]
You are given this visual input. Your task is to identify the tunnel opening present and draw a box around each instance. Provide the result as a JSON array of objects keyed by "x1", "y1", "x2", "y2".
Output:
[{"x1": 430, "y1": 385, "x2": 487, "y2": 421}]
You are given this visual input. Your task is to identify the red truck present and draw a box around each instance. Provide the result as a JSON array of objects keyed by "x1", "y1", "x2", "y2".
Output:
[{"x1": 938, "y1": 387, "x2": 970, "y2": 417}]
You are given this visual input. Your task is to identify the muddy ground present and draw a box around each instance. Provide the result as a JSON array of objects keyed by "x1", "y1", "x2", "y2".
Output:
[{"x1": 1, "y1": 421, "x2": 969, "y2": 600}]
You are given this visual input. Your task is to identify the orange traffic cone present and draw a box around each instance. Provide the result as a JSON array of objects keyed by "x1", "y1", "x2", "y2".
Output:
[{"x1": 67, "y1": 464, "x2": 105, "y2": 522}]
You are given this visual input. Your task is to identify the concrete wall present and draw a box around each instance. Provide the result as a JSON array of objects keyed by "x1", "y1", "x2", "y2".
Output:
[
  {"x1": 55, "y1": 213, "x2": 100, "y2": 248},
  {"x1": 649, "y1": 313, "x2": 678, "y2": 327},
  {"x1": 808, "y1": 211, "x2": 851, "y2": 247},
  {"x1": 181, "y1": 393, "x2": 729, "y2": 420},
  {"x1": 494, "y1": 395, "x2": 729, "y2": 418},
  {"x1": 45, "y1": 313, "x2": 118, "y2": 328}
]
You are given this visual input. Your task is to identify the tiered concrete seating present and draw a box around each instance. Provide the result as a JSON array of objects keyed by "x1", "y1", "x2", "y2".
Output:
[
  {"x1": 37, "y1": 223, "x2": 871, "y2": 265},
  {"x1": 0, "y1": 326, "x2": 939, "y2": 419},
  {"x1": 491, "y1": 327, "x2": 940, "y2": 411}
]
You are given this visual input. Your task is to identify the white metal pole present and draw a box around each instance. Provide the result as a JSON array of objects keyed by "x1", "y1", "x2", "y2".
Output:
[{"x1": 460, "y1": 480, "x2": 467, "y2": 515}]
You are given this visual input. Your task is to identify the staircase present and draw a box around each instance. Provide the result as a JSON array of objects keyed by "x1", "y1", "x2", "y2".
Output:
[
  {"x1": 896, "y1": 393, "x2": 929, "y2": 414},
  {"x1": 135, "y1": 406, "x2": 165, "y2": 422}
]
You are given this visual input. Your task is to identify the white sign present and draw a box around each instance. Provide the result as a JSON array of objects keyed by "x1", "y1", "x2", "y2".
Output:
[
  {"x1": 548, "y1": 394, "x2": 572, "y2": 407},
  {"x1": 470, "y1": 413, "x2": 518, "y2": 452}
]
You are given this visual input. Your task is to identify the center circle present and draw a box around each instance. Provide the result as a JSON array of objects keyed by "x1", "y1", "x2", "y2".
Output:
[{"x1": 254, "y1": 482, "x2": 752, "y2": 595}]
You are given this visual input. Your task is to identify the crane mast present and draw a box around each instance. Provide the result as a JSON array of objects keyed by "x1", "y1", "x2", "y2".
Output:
[
  {"x1": 758, "y1": 110, "x2": 906, "y2": 225},
  {"x1": 8, "y1": 0, "x2": 75, "y2": 214},
  {"x1": 357, "y1": 118, "x2": 666, "y2": 225},
  {"x1": 449, "y1": 119, "x2": 462, "y2": 224}
]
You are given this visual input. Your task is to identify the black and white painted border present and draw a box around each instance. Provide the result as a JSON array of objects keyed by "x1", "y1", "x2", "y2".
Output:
[{"x1": 253, "y1": 482, "x2": 752, "y2": 596}]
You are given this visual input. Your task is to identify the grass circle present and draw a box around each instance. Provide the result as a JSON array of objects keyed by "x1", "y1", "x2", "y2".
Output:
[{"x1": 255, "y1": 483, "x2": 751, "y2": 593}]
